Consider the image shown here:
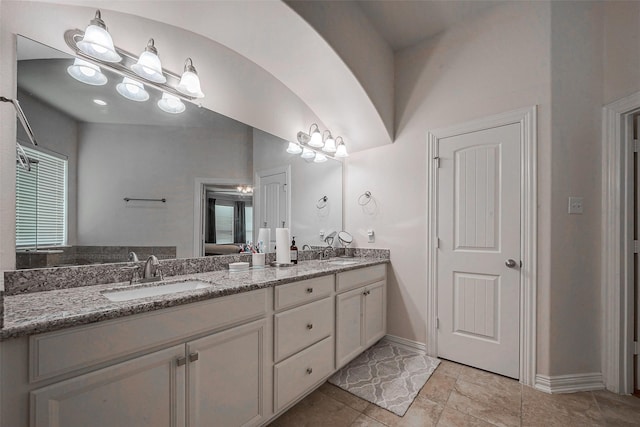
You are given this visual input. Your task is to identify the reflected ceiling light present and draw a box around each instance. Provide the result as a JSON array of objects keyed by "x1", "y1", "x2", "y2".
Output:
[
  {"x1": 76, "y1": 10, "x2": 122, "y2": 63},
  {"x1": 313, "y1": 152, "x2": 328, "y2": 163},
  {"x1": 237, "y1": 185, "x2": 253, "y2": 194},
  {"x1": 93, "y1": 99, "x2": 107, "y2": 106},
  {"x1": 157, "y1": 92, "x2": 185, "y2": 114},
  {"x1": 301, "y1": 147, "x2": 315, "y2": 159},
  {"x1": 177, "y1": 58, "x2": 204, "y2": 98},
  {"x1": 286, "y1": 141, "x2": 303, "y2": 154},
  {"x1": 322, "y1": 130, "x2": 336, "y2": 153},
  {"x1": 67, "y1": 58, "x2": 108, "y2": 85},
  {"x1": 334, "y1": 136, "x2": 349, "y2": 158},
  {"x1": 131, "y1": 39, "x2": 166, "y2": 84},
  {"x1": 116, "y1": 77, "x2": 149, "y2": 102}
]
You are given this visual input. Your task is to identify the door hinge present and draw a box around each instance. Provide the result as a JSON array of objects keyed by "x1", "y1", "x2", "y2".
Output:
[
  {"x1": 434, "y1": 157, "x2": 441, "y2": 168},
  {"x1": 436, "y1": 318, "x2": 440, "y2": 330},
  {"x1": 634, "y1": 240, "x2": 639, "y2": 254},
  {"x1": 435, "y1": 237, "x2": 440, "y2": 249},
  {"x1": 634, "y1": 139, "x2": 640, "y2": 153},
  {"x1": 634, "y1": 341, "x2": 638, "y2": 355}
]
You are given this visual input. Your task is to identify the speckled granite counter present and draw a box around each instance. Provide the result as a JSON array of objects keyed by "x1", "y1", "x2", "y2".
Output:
[{"x1": 1, "y1": 258, "x2": 389, "y2": 340}]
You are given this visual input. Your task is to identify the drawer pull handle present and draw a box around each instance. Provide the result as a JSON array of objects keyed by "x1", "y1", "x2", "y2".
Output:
[
  {"x1": 176, "y1": 357, "x2": 187, "y2": 367},
  {"x1": 189, "y1": 352, "x2": 199, "y2": 363},
  {"x1": 306, "y1": 368, "x2": 313, "y2": 375},
  {"x1": 306, "y1": 287, "x2": 314, "y2": 293},
  {"x1": 307, "y1": 323, "x2": 313, "y2": 330}
]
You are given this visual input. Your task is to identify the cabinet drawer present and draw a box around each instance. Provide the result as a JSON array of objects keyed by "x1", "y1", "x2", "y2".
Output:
[
  {"x1": 30, "y1": 288, "x2": 268, "y2": 383},
  {"x1": 274, "y1": 336, "x2": 334, "y2": 412},
  {"x1": 274, "y1": 297, "x2": 333, "y2": 362},
  {"x1": 336, "y1": 264, "x2": 387, "y2": 293},
  {"x1": 274, "y1": 275, "x2": 334, "y2": 311}
]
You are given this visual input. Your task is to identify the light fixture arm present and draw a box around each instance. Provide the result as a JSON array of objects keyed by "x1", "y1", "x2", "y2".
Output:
[
  {"x1": 309, "y1": 123, "x2": 320, "y2": 136},
  {"x1": 64, "y1": 29, "x2": 198, "y2": 103},
  {"x1": 90, "y1": 10, "x2": 107, "y2": 30},
  {"x1": 322, "y1": 129, "x2": 333, "y2": 141}
]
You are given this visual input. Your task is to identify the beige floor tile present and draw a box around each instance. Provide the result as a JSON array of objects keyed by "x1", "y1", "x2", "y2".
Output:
[
  {"x1": 592, "y1": 390, "x2": 640, "y2": 426},
  {"x1": 319, "y1": 382, "x2": 371, "y2": 412},
  {"x1": 435, "y1": 359, "x2": 464, "y2": 378},
  {"x1": 350, "y1": 413, "x2": 388, "y2": 427},
  {"x1": 436, "y1": 406, "x2": 496, "y2": 427},
  {"x1": 269, "y1": 389, "x2": 361, "y2": 427},
  {"x1": 447, "y1": 379, "x2": 521, "y2": 427},
  {"x1": 419, "y1": 371, "x2": 457, "y2": 404},
  {"x1": 457, "y1": 365, "x2": 521, "y2": 395},
  {"x1": 521, "y1": 387, "x2": 604, "y2": 427},
  {"x1": 364, "y1": 395, "x2": 444, "y2": 427}
]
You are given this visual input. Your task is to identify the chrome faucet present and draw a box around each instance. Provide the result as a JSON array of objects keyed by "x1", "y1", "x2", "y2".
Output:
[
  {"x1": 142, "y1": 255, "x2": 163, "y2": 281},
  {"x1": 128, "y1": 251, "x2": 139, "y2": 262}
]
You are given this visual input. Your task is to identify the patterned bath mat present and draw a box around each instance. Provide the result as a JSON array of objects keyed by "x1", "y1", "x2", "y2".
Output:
[{"x1": 328, "y1": 340, "x2": 440, "y2": 416}]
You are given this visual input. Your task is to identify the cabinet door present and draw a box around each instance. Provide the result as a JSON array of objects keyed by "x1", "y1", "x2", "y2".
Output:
[
  {"x1": 187, "y1": 318, "x2": 268, "y2": 427},
  {"x1": 30, "y1": 344, "x2": 186, "y2": 427},
  {"x1": 364, "y1": 280, "x2": 387, "y2": 348},
  {"x1": 336, "y1": 286, "x2": 365, "y2": 369}
]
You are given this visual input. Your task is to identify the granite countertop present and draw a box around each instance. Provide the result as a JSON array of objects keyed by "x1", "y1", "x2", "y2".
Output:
[{"x1": 1, "y1": 258, "x2": 389, "y2": 340}]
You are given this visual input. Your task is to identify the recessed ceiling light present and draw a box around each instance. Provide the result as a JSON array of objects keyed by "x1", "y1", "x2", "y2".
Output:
[{"x1": 93, "y1": 99, "x2": 107, "y2": 106}]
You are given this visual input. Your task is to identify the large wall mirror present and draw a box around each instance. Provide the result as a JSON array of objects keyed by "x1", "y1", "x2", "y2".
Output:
[{"x1": 15, "y1": 36, "x2": 343, "y2": 269}]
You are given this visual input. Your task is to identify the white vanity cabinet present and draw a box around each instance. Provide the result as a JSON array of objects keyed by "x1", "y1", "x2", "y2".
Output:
[{"x1": 335, "y1": 265, "x2": 387, "y2": 369}]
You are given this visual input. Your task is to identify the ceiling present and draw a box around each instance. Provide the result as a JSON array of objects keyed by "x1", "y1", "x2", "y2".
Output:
[{"x1": 355, "y1": 0, "x2": 500, "y2": 51}]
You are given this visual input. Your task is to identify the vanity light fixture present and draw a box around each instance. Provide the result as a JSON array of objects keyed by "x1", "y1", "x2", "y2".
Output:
[
  {"x1": 313, "y1": 152, "x2": 328, "y2": 163},
  {"x1": 177, "y1": 58, "x2": 204, "y2": 98},
  {"x1": 67, "y1": 58, "x2": 108, "y2": 86},
  {"x1": 76, "y1": 10, "x2": 121, "y2": 63},
  {"x1": 93, "y1": 99, "x2": 107, "y2": 106},
  {"x1": 131, "y1": 39, "x2": 167, "y2": 84},
  {"x1": 322, "y1": 130, "x2": 337, "y2": 153},
  {"x1": 116, "y1": 77, "x2": 149, "y2": 102},
  {"x1": 308, "y1": 124, "x2": 323, "y2": 147},
  {"x1": 301, "y1": 147, "x2": 316, "y2": 159},
  {"x1": 286, "y1": 141, "x2": 303, "y2": 154},
  {"x1": 157, "y1": 92, "x2": 185, "y2": 114},
  {"x1": 334, "y1": 136, "x2": 349, "y2": 157}
]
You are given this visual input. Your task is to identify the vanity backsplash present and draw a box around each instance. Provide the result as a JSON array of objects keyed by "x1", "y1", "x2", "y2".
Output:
[{"x1": 3, "y1": 248, "x2": 390, "y2": 296}]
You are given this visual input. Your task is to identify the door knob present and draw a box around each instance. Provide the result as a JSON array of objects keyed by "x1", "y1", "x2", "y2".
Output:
[{"x1": 505, "y1": 259, "x2": 520, "y2": 268}]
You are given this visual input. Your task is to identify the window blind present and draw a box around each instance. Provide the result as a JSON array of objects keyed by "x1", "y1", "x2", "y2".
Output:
[{"x1": 16, "y1": 146, "x2": 67, "y2": 247}]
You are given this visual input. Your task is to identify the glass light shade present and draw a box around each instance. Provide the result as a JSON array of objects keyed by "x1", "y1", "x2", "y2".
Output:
[
  {"x1": 131, "y1": 40, "x2": 166, "y2": 83},
  {"x1": 313, "y1": 152, "x2": 328, "y2": 163},
  {"x1": 301, "y1": 147, "x2": 315, "y2": 159},
  {"x1": 335, "y1": 143, "x2": 349, "y2": 157},
  {"x1": 77, "y1": 12, "x2": 121, "y2": 63},
  {"x1": 309, "y1": 129, "x2": 323, "y2": 147},
  {"x1": 157, "y1": 92, "x2": 185, "y2": 114},
  {"x1": 322, "y1": 135, "x2": 337, "y2": 153},
  {"x1": 116, "y1": 77, "x2": 149, "y2": 102},
  {"x1": 177, "y1": 59, "x2": 204, "y2": 98},
  {"x1": 286, "y1": 141, "x2": 303, "y2": 154},
  {"x1": 67, "y1": 58, "x2": 107, "y2": 85}
]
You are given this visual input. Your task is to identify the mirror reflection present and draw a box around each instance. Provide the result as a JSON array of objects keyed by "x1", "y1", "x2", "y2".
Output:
[{"x1": 14, "y1": 36, "x2": 342, "y2": 269}]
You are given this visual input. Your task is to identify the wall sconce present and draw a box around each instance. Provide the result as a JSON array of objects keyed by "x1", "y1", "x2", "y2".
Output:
[
  {"x1": 290, "y1": 124, "x2": 349, "y2": 163},
  {"x1": 322, "y1": 130, "x2": 336, "y2": 153},
  {"x1": 64, "y1": 9, "x2": 204, "y2": 115},
  {"x1": 297, "y1": 123, "x2": 323, "y2": 148},
  {"x1": 334, "y1": 136, "x2": 349, "y2": 157}
]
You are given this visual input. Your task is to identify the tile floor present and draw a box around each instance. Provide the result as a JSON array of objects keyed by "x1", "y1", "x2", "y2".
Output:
[{"x1": 268, "y1": 359, "x2": 640, "y2": 426}]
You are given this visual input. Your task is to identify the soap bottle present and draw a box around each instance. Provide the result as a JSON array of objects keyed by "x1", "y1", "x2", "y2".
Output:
[{"x1": 290, "y1": 237, "x2": 298, "y2": 264}]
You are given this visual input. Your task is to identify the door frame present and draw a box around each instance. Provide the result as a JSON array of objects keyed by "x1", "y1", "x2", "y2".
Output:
[
  {"x1": 193, "y1": 177, "x2": 250, "y2": 257},
  {"x1": 426, "y1": 106, "x2": 538, "y2": 386},
  {"x1": 601, "y1": 91, "x2": 640, "y2": 394}
]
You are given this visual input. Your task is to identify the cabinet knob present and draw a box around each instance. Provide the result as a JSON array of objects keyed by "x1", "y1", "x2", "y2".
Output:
[
  {"x1": 189, "y1": 352, "x2": 199, "y2": 363},
  {"x1": 306, "y1": 287, "x2": 314, "y2": 293},
  {"x1": 176, "y1": 356, "x2": 187, "y2": 367},
  {"x1": 307, "y1": 323, "x2": 313, "y2": 330},
  {"x1": 306, "y1": 368, "x2": 313, "y2": 375}
]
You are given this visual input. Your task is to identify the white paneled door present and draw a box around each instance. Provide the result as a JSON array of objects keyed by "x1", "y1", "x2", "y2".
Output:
[{"x1": 437, "y1": 123, "x2": 521, "y2": 379}]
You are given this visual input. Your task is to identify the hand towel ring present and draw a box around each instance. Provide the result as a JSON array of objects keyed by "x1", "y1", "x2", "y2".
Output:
[
  {"x1": 316, "y1": 196, "x2": 328, "y2": 209},
  {"x1": 358, "y1": 191, "x2": 372, "y2": 206}
]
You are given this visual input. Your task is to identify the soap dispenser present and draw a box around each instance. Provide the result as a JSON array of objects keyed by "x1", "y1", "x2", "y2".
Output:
[{"x1": 290, "y1": 237, "x2": 298, "y2": 264}]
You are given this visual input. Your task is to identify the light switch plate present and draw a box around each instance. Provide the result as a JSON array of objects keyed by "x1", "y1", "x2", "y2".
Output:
[
  {"x1": 568, "y1": 197, "x2": 584, "y2": 214},
  {"x1": 367, "y1": 229, "x2": 375, "y2": 243}
]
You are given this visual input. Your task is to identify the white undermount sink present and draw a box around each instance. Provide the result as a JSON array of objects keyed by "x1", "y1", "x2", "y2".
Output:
[
  {"x1": 325, "y1": 259, "x2": 360, "y2": 266},
  {"x1": 102, "y1": 280, "x2": 213, "y2": 302}
]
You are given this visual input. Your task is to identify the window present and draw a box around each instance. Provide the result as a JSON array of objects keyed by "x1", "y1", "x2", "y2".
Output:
[
  {"x1": 214, "y1": 203, "x2": 234, "y2": 244},
  {"x1": 15, "y1": 146, "x2": 67, "y2": 247}
]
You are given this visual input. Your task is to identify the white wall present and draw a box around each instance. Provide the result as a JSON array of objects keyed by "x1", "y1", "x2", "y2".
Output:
[
  {"x1": 76, "y1": 122, "x2": 252, "y2": 257},
  {"x1": 252, "y1": 129, "x2": 343, "y2": 249},
  {"x1": 345, "y1": 1, "x2": 554, "y2": 370}
]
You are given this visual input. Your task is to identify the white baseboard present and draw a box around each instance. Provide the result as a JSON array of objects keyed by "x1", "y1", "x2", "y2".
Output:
[
  {"x1": 382, "y1": 334, "x2": 427, "y2": 354},
  {"x1": 534, "y1": 373, "x2": 605, "y2": 394}
]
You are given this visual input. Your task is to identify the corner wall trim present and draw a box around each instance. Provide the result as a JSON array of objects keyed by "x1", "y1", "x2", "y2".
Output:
[
  {"x1": 534, "y1": 373, "x2": 605, "y2": 394},
  {"x1": 382, "y1": 334, "x2": 427, "y2": 354}
]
